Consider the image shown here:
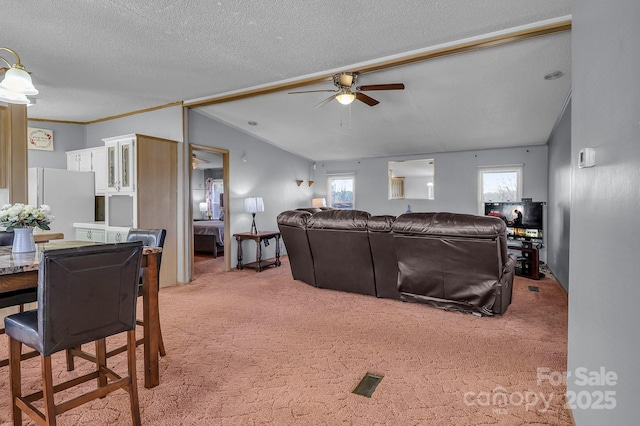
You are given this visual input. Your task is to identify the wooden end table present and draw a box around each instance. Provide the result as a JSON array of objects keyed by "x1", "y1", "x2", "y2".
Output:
[{"x1": 234, "y1": 231, "x2": 281, "y2": 272}]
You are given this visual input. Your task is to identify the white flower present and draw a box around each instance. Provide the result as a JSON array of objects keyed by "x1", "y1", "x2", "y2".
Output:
[{"x1": 0, "y1": 203, "x2": 53, "y2": 231}]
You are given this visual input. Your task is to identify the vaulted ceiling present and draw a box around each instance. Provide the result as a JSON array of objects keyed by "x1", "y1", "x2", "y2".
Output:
[{"x1": 3, "y1": 1, "x2": 571, "y2": 161}]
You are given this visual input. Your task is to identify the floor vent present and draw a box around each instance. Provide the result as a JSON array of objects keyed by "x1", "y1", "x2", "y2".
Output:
[
  {"x1": 528, "y1": 286, "x2": 540, "y2": 292},
  {"x1": 352, "y1": 373, "x2": 383, "y2": 397}
]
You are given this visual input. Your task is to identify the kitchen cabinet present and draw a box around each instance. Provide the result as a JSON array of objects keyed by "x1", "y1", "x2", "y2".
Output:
[
  {"x1": 74, "y1": 226, "x2": 106, "y2": 242},
  {"x1": 102, "y1": 134, "x2": 178, "y2": 289},
  {"x1": 66, "y1": 149, "x2": 93, "y2": 172},
  {"x1": 106, "y1": 227, "x2": 130, "y2": 243},
  {"x1": 104, "y1": 136, "x2": 135, "y2": 193},
  {"x1": 66, "y1": 147, "x2": 107, "y2": 194}
]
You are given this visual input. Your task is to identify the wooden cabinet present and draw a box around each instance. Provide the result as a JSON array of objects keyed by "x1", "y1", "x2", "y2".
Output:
[
  {"x1": 66, "y1": 147, "x2": 107, "y2": 194},
  {"x1": 104, "y1": 136, "x2": 135, "y2": 193},
  {"x1": 102, "y1": 134, "x2": 178, "y2": 288}
]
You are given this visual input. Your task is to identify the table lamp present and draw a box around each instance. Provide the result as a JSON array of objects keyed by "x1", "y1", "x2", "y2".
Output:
[
  {"x1": 199, "y1": 202, "x2": 208, "y2": 220},
  {"x1": 311, "y1": 197, "x2": 327, "y2": 208},
  {"x1": 244, "y1": 196, "x2": 264, "y2": 234}
]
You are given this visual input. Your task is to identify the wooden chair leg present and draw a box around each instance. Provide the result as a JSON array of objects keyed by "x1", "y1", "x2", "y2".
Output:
[
  {"x1": 95, "y1": 338, "x2": 107, "y2": 389},
  {"x1": 127, "y1": 330, "x2": 142, "y2": 426},
  {"x1": 8, "y1": 338, "x2": 22, "y2": 426},
  {"x1": 41, "y1": 355, "x2": 57, "y2": 426},
  {"x1": 65, "y1": 345, "x2": 80, "y2": 371}
]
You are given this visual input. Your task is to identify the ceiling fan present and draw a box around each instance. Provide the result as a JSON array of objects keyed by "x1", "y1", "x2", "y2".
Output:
[
  {"x1": 191, "y1": 153, "x2": 210, "y2": 169},
  {"x1": 289, "y1": 72, "x2": 405, "y2": 108}
]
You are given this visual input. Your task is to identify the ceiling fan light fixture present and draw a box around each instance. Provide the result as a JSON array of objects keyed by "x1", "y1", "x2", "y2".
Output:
[{"x1": 336, "y1": 89, "x2": 356, "y2": 105}]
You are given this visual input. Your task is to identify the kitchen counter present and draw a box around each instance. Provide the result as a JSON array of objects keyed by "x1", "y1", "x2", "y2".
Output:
[{"x1": 73, "y1": 221, "x2": 106, "y2": 229}]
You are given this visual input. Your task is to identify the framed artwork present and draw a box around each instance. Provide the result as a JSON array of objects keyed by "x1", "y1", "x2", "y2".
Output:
[{"x1": 27, "y1": 127, "x2": 54, "y2": 151}]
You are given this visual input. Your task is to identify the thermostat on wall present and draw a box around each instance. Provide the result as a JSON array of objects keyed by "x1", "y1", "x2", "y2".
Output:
[{"x1": 578, "y1": 148, "x2": 595, "y2": 168}]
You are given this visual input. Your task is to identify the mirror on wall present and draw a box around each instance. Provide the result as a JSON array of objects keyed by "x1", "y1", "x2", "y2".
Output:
[{"x1": 388, "y1": 158, "x2": 435, "y2": 200}]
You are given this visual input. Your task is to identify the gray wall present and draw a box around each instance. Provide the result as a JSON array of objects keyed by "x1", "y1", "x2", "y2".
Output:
[
  {"x1": 546, "y1": 99, "x2": 571, "y2": 291},
  {"x1": 569, "y1": 1, "x2": 640, "y2": 424},
  {"x1": 314, "y1": 145, "x2": 548, "y2": 217},
  {"x1": 26, "y1": 121, "x2": 86, "y2": 169},
  {"x1": 189, "y1": 110, "x2": 314, "y2": 264},
  {"x1": 85, "y1": 105, "x2": 184, "y2": 146},
  {"x1": 314, "y1": 146, "x2": 549, "y2": 262}
]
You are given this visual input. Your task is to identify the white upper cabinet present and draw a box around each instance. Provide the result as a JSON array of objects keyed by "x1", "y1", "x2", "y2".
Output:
[
  {"x1": 104, "y1": 135, "x2": 135, "y2": 193},
  {"x1": 66, "y1": 146, "x2": 107, "y2": 194}
]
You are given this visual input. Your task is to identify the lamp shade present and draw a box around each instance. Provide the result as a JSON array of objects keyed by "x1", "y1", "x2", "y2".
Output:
[
  {"x1": 199, "y1": 202, "x2": 208, "y2": 212},
  {"x1": 336, "y1": 89, "x2": 355, "y2": 105},
  {"x1": 0, "y1": 66, "x2": 38, "y2": 95},
  {"x1": 0, "y1": 86, "x2": 29, "y2": 104},
  {"x1": 311, "y1": 198, "x2": 327, "y2": 208},
  {"x1": 244, "y1": 196, "x2": 264, "y2": 214}
]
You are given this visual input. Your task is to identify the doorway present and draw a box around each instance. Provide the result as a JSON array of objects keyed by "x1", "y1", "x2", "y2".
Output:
[{"x1": 190, "y1": 144, "x2": 230, "y2": 276}]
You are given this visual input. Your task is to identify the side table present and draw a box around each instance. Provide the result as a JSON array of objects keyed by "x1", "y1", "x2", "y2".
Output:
[{"x1": 234, "y1": 231, "x2": 281, "y2": 272}]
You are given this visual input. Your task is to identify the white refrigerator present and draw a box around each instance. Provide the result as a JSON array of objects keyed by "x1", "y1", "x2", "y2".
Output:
[{"x1": 28, "y1": 168, "x2": 95, "y2": 241}]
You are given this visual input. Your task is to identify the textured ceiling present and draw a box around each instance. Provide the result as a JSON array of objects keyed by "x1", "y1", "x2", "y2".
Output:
[{"x1": 2, "y1": 1, "x2": 571, "y2": 160}]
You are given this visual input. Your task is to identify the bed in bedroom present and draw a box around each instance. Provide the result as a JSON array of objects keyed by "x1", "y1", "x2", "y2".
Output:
[{"x1": 193, "y1": 220, "x2": 225, "y2": 257}]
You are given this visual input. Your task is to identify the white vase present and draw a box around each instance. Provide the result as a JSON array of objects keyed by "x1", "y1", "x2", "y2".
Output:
[{"x1": 12, "y1": 227, "x2": 36, "y2": 253}]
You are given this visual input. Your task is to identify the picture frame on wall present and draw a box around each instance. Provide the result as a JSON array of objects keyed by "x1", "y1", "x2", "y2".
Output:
[{"x1": 27, "y1": 127, "x2": 54, "y2": 151}]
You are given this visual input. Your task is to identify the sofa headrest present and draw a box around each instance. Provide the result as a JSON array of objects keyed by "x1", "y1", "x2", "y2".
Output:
[
  {"x1": 277, "y1": 210, "x2": 312, "y2": 228},
  {"x1": 392, "y1": 212, "x2": 506, "y2": 237},
  {"x1": 367, "y1": 215, "x2": 396, "y2": 232},
  {"x1": 295, "y1": 207, "x2": 323, "y2": 214},
  {"x1": 307, "y1": 209, "x2": 370, "y2": 231}
]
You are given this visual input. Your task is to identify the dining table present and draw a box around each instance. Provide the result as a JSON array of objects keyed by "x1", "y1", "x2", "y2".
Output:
[{"x1": 0, "y1": 240, "x2": 163, "y2": 389}]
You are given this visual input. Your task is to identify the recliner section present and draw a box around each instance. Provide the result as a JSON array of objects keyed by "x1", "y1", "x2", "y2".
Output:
[{"x1": 277, "y1": 209, "x2": 515, "y2": 316}]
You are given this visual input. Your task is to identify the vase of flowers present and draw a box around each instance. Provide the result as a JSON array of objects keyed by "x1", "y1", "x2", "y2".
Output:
[{"x1": 0, "y1": 203, "x2": 53, "y2": 253}]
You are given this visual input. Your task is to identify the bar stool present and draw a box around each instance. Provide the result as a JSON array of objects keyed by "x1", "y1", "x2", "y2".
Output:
[
  {"x1": 0, "y1": 231, "x2": 38, "y2": 368},
  {"x1": 4, "y1": 242, "x2": 144, "y2": 426},
  {"x1": 66, "y1": 228, "x2": 167, "y2": 370}
]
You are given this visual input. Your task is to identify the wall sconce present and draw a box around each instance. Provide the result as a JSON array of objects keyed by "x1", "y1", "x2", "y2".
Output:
[
  {"x1": 296, "y1": 180, "x2": 303, "y2": 186},
  {"x1": 0, "y1": 47, "x2": 38, "y2": 105},
  {"x1": 308, "y1": 180, "x2": 314, "y2": 187}
]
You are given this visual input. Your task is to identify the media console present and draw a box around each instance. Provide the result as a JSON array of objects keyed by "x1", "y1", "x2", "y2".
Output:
[{"x1": 508, "y1": 243, "x2": 540, "y2": 280}]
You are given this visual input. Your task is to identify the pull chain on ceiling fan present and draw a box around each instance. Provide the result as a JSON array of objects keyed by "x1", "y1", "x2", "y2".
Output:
[{"x1": 288, "y1": 72, "x2": 404, "y2": 108}]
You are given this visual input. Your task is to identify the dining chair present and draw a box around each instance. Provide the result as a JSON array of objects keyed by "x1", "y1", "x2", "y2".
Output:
[
  {"x1": 65, "y1": 228, "x2": 167, "y2": 372},
  {"x1": 0, "y1": 231, "x2": 39, "y2": 368},
  {"x1": 4, "y1": 241, "x2": 144, "y2": 426}
]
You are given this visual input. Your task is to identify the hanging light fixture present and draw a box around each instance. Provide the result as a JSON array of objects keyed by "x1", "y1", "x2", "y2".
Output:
[
  {"x1": 0, "y1": 47, "x2": 38, "y2": 105},
  {"x1": 335, "y1": 88, "x2": 356, "y2": 105}
]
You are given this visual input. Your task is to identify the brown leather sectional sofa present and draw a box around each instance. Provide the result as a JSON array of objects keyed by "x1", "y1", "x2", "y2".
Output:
[{"x1": 277, "y1": 209, "x2": 516, "y2": 316}]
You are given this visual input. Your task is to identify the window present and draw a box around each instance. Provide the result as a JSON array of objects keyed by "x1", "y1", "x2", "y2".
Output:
[
  {"x1": 478, "y1": 165, "x2": 523, "y2": 214},
  {"x1": 327, "y1": 174, "x2": 355, "y2": 209}
]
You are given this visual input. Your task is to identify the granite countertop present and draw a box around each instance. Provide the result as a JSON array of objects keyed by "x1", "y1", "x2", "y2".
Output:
[{"x1": 0, "y1": 242, "x2": 161, "y2": 276}]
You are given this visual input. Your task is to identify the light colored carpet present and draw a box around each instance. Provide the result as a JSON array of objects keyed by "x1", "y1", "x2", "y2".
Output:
[{"x1": 0, "y1": 256, "x2": 571, "y2": 425}]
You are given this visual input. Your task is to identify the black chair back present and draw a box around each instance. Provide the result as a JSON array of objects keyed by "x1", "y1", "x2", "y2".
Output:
[
  {"x1": 127, "y1": 228, "x2": 166, "y2": 273},
  {"x1": 0, "y1": 230, "x2": 14, "y2": 246},
  {"x1": 36, "y1": 242, "x2": 143, "y2": 356}
]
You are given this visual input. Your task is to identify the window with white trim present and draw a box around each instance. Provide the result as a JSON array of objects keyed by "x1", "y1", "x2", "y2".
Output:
[
  {"x1": 327, "y1": 174, "x2": 355, "y2": 210},
  {"x1": 478, "y1": 165, "x2": 523, "y2": 214}
]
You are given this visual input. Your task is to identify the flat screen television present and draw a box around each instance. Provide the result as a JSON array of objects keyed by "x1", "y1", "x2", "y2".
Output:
[{"x1": 484, "y1": 201, "x2": 544, "y2": 244}]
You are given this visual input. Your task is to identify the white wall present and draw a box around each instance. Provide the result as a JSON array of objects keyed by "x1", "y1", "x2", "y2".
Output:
[{"x1": 569, "y1": 1, "x2": 640, "y2": 424}]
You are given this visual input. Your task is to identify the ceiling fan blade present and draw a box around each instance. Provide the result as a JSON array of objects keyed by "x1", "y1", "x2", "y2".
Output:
[
  {"x1": 313, "y1": 94, "x2": 338, "y2": 109},
  {"x1": 289, "y1": 89, "x2": 338, "y2": 94},
  {"x1": 355, "y1": 92, "x2": 379, "y2": 107},
  {"x1": 356, "y1": 83, "x2": 405, "y2": 91}
]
